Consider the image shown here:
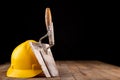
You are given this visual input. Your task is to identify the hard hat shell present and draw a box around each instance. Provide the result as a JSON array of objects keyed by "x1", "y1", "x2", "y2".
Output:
[{"x1": 7, "y1": 40, "x2": 42, "y2": 78}]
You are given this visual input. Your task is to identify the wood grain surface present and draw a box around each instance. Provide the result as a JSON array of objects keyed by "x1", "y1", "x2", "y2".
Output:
[{"x1": 0, "y1": 61, "x2": 120, "y2": 80}]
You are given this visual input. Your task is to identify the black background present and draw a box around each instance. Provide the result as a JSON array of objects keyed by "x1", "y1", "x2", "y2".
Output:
[{"x1": 0, "y1": 0, "x2": 119, "y2": 66}]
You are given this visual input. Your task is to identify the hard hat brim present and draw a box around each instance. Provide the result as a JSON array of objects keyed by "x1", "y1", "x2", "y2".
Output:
[{"x1": 7, "y1": 66, "x2": 42, "y2": 78}]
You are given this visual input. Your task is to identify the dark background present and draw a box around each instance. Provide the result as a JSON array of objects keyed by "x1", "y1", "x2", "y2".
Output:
[{"x1": 0, "y1": 0, "x2": 119, "y2": 66}]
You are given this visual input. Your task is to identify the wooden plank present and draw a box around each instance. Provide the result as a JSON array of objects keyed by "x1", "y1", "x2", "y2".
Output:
[
  {"x1": 27, "y1": 77, "x2": 60, "y2": 80},
  {"x1": 90, "y1": 68, "x2": 120, "y2": 80},
  {"x1": 57, "y1": 61, "x2": 71, "y2": 75},
  {"x1": 83, "y1": 61, "x2": 120, "y2": 79},
  {"x1": 1, "y1": 61, "x2": 120, "y2": 80},
  {"x1": 65, "y1": 61, "x2": 88, "y2": 80},
  {"x1": 0, "y1": 63, "x2": 10, "y2": 80},
  {"x1": 57, "y1": 61, "x2": 75, "y2": 80},
  {"x1": 76, "y1": 61, "x2": 120, "y2": 80}
]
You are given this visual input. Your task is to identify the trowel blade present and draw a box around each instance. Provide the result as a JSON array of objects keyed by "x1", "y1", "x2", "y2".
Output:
[
  {"x1": 30, "y1": 42, "x2": 59, "y2": 77},
  {"x1": 30, "y1": 42, "x2": 51, "y2": 77},
  {"x1": 41, "y1": 44, "x2": 59, "y2": 77}
]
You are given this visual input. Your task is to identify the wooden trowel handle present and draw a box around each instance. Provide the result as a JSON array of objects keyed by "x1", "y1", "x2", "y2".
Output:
[
  {"x1": 45, "y1": 8, "x2": 55, "y2": 47},
  {"x1": 45, "y1": 8, "x2": 52, "y2": 30}
]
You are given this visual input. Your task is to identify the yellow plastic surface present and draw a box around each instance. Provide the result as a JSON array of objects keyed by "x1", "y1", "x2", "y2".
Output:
[{"x1": 7, "y1": 40, "x2": 42, "y2": 78}]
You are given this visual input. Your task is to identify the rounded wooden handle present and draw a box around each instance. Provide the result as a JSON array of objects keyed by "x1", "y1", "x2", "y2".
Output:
[{"x1": 45, "y1": 7, "x2": 52, "y2": 30}]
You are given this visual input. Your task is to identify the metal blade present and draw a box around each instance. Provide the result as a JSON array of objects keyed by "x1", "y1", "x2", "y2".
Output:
[
  {"x1": 30, "y1": 42, "x2": 59, "y2": 77},
  {"x1": 30, "y1": 42, "x2": 51, "y2": 77}
]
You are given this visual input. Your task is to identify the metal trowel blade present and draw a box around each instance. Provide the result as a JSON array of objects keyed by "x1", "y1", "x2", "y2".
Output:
[
  {"x1": 30, "y1": 42, "x2": 59, "y2": 77},
  {"x1": 30, "y1": 42, "x2": 51, "y2": 77}
]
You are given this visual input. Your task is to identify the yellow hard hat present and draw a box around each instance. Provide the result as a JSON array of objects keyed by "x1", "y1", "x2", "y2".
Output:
[{"x1": 7, "y1": 40, "x2": 42, "y2": 78}]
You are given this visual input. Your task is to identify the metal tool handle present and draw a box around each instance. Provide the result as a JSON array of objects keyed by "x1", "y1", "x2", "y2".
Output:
[
  {"x1": 39, "y1": 8, "x2": 55, "y2": 49},
  {"x1": 45, "y1": 8, "x2": 55, "y2": 47}
]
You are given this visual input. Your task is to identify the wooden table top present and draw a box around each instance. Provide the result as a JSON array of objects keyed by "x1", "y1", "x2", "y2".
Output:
[{"x1": 0, "y1": 60, "x2": 120, "y2": 80}]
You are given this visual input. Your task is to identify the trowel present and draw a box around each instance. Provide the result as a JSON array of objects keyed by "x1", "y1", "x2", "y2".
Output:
[{"x1": 30, "y1": 8, "x2": 59, "y2": 77}]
